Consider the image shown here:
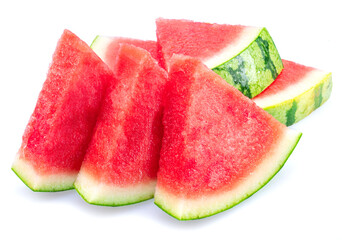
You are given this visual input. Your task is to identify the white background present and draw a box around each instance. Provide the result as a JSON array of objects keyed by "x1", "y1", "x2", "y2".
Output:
[{"x1": 1, "y1": 0, "x2": 341, "y2": 239}]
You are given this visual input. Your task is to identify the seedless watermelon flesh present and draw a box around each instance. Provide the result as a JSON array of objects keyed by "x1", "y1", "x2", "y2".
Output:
[
  {"x1": 253, "y1": 60, "x2": 332, "y2": 126},
  {"x1": 156, "y1": 18, "x2": 283, "y2": 98},
  {"x1": 90, "y1": 36, "x2": 163, "y2": 69},
  {"x1": 12, "y1": 30, "x2": 114, "y2": 192},
  {"x1": 154, "y1": 55, "x2": 302, "y2": 220},
  {"x1": 74, "y1": 44, "x2": 167, "y2": 206}
]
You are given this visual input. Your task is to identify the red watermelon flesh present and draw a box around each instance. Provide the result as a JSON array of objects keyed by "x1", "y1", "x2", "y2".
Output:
[
  {"x1": 156, "y1": 18, "x2": 246, "y2": 69},
  {"x1": 155, "y1": 18, "x2": 284, "y2": 99},
  {"x1": 252, "y1": 59, "x2": 332, "y2": 126},
  {"x1": 154, "y1": 55, "x2": 302, "y2": 220},
  {"x1": 12, "y1": 30, "x2": 115, "y2": 192},
  {"x1": 254, "y1": 60, "x2": 315, "y2": 99},
  {"x1": 91, "y1": 36, "x2": 163, "y2": 70},
  {"x1": 74, "y1": 44, "x2": 167, "y2": 206}
]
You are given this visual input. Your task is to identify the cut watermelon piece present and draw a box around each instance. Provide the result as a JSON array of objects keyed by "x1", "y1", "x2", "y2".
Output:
[
  {"x1": 154, "y1": 55, "x2": 302, "y2": 220},
  {"x1": 12, "y1": 30, "x2": 115, "y2": 192},
  {"x1": 90, "y1": 36, "x2": 163, "y2": 69},
  {"x1": 253, "y1": 60, "x2": 332, "y2": 126},
  {"x1": 74, "y1": 44, "x2": 167, "y2": 206},
  {"x1": 156, "y1": 18, "x2": 283, "y2": 98}
]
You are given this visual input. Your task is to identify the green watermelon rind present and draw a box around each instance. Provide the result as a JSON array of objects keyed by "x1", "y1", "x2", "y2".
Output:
[
  {"x1": 90, "y1": 35, "x2": 100, "y2": 48},
  {"x1": 154, "y1": 130, "x2": 302, "y2": 220},
  {"x1": 74, "y1": 184, "x2": 154, "y2": 207},
  {"x1": 89, "y1": 35, "x2": 110, "y2": 63},
  {"x1": 256, "y1": 72, "x2": 332, "y2": 126},
  {"x1": 11, "y1": 156, "x2": 76, "y2": 192},
  {"x1": 12, "y1": 168, "x2": 74, "y2": 192},
  {"x1": 74, "y1": 173, "x2": 156, "y2": 207},
  {"x1": 212, "y1": 28, "x2": 283, "y2": 98},
  {"x1": 74, "y1": 187, "x2": 154, "y2": 207}
]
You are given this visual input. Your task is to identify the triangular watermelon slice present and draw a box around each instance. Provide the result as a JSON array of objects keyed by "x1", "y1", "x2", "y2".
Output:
[
  {"x1": 90, "y1": 36, "x2": 163, "y2": 69},
  {"x1": 74, "y1": 44, "x2": 167, "y2": 206},
  {"x1": 154, "y1": 55, "x2": 302, "y2": 220},
  {"x1": 253, "y1": 59, "x2": 332, "y2": 126},
  {"x1": 156, "y1": 18, "x2": 283, "y2": 98},
  {"x1": 11, "y1": 30, "x2": 115, "y2": 192}
]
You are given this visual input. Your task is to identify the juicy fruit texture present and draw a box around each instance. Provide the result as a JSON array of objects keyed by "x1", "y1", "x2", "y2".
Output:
[
  {"x1": 90, "y1": 36, "x2": 163, "y2": 70},
  {"x1": 156, "y1": 18, "x2": 283, "y2": 98},
  {"x1": 74, "y1": 44, "x2": 167, "y2": 206},
  {"x1": 12, "y1": 30, "x2": 114, "y2": 192},
  {"x1": 253, "y1": 60, "x2": 332, "y2": 126},
  {"x1": 12, "y1": 19, "x2": 329, "y2": 221},
  {"x1": 154, "y1": 55, "x2": 301, "y2": 220}
]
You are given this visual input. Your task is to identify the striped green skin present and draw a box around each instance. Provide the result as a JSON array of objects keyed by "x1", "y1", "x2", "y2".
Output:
[
  {"x1": 261, "y1": 73, "x2": 332, "y2": 126},
  {"x1": 212, "y1": 28, "x2": 283, "y2": 98}
]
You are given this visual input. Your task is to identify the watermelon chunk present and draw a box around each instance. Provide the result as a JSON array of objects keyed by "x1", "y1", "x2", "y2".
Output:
[
  {"x1": 74, "y1": 44, "x2": 167, "y2": 206},
  {"x1": 154, "y1": 55, "x2": 302, "y2": 220},
  {"x1": 156, "y1": 18, "x2": 283, "y2": 98},
  {"x1": 90, "y1": 36, "x2": 163, "y2": 69},
  {"x1": 11, "y1": 30, "x2": 115, "y2": 192},
  {"x1": 253, "y1": 60, "x2": 332, "y2": 126}
]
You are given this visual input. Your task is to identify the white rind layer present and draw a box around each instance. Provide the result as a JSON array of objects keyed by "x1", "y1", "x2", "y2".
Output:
[
  {"x1": 74, "y1": 171, "x2": 157, "y2": 206},
  {"x1": 154, "y1": 128, "x2": 301, "y2": 220},
  {"x1": 90, "y1": 36, "x2": 112, "y2": 63},
  {"x1": 11, "y1": 155, "x2": 77, "y2": 191},
  {"x1": 253, "y1": 70, "x2": 329, "y2": 107},
  {"x1": 203, "y1": 27, "x2": 262, "y2": 69}
]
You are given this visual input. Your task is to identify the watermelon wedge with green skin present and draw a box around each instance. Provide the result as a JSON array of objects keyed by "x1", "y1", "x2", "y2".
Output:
[
  {"x1": 253, "y1": 60, "x2": 332, "y2": 126},
  {"x1": 74, "y1": 44, "x2": 167, "y2": 206},
  {"x1": 90, "y1": 36, "x2": 163, "y2": 70},
  {"x1": 154, "y1": 55, "x2": 302, "y2": 220},
  {"x1": 12, "y1": 30, "x2": 115, "y2": 192},
  {"x1": 156, "y1": 18, "x2": 283, "y2": 98}
]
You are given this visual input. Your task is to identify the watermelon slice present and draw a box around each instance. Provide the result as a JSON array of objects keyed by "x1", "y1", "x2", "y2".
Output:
[
  {"x1": 90, "y1": 36, "x2": 163, "y2": 69},
  {"x1": 154, "y1": 55, "x2": 302, "y2": 220},
  {"x1": 253, "y1": 60, "x2": 332, "y2": 126},
  {"x1": 11, "y1": 30, "x2": 115, "y2": 192},
  {"x1": 74, "y1": 44, "x2": 167, "y2": 206},
  {"x1": 156, "y1": 18, "x2": 283, "y2": 98}
]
